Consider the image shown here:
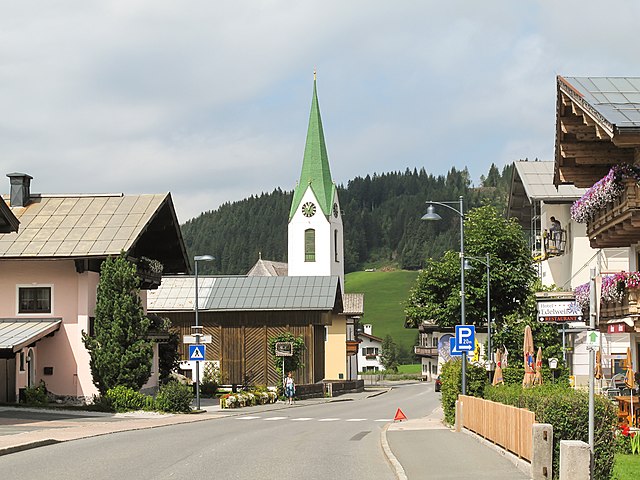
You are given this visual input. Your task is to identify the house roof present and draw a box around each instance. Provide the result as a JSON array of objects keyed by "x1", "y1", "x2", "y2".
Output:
[
  {"x1": 289, "y1": 76, "x2": 336, "y2": 220},
  {"x1": 359, "y1": 332, "x2": 382, "y2": 343},
  {"x1": 507, "y1": 161, "x2": 586, "y2": 227},
  {"x1": 559, "y1": 76, "x2": 640, "y2": 130},
  {"x1": 0, "y1": 318, "x2": 62, "y2": 353},
  {"x1": 0, "y1": 192, "x2": 189, "y2": 273},
  {"x1": 148, "y1": 275, "x2": 343, "y2": 312},
  {"x1": 342, "y1": 293, "x2": 364, "y2": 316},
  {"x1": 0, "y1": 197, "x2": 19, "y2": 233}
]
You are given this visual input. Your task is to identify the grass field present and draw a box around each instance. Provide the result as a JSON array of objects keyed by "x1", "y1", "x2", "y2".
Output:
[
  {"x1": 613, "y1": 454, "x2": 640, "y2": 479},
  {"x1": 344, "y1": 269, "x2": 420, "y2": 354},
  {"x1": 397, "y1": 364, "x2": 421, "y2": 374}
]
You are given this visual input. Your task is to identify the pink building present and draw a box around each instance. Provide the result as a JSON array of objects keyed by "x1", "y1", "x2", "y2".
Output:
[{"x1": 0, "y1": 173, "x2": 189, "y2": 403}]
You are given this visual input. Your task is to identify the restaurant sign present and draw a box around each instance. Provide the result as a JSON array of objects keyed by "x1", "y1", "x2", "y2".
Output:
[{"x1": 537, "y1": 300, "x2": 583, "y2": 323}]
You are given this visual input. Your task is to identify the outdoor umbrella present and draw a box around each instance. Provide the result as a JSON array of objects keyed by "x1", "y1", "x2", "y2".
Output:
[
  {"x1": 534, "y1": 347, "x2": 543, "y2": 386},
  {"x1": 625, "y1": 347, "x2": 635, "y2": 426},
  {"x1": 492, "y1": 349, "x2": 504, "y2": 386},
  {"x1": 522, "y1": 325, "x2": 535, "y2": 387},
  {"x1": 595, "y1": 349, "x2": 603, "y2": 380}
]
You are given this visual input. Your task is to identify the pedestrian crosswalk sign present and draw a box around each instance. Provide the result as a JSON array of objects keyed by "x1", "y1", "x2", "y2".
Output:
[{"x1": 189, "y1": 344, "x2": 206, "y2": 361}]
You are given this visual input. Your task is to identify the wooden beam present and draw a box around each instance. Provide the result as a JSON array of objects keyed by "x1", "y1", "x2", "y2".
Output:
[{"x1": 556, "y1": 165, "x2": 611, "y2": 187}]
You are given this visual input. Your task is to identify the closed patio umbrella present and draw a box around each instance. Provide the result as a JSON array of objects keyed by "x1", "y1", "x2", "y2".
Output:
[
  {"x1": 625, "y1": 347, "x2": 635, "y2": 426},
  {"x1": 595, "y1": 349, "x2": 603, "y2": 380},
  {"x1": 492, "y1": 349, "x2": 504, "y2": 386},
  {"x1": 522, "y1": 325, "x2": 535, "y2": 388},
  {"x1": 534, "y1": 347, "x2": 543, "y2": 386}
]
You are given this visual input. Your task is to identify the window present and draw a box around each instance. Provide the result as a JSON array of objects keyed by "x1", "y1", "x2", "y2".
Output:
[
  {"x1": 334, "y1": 229, "x2": 339, "y2": 262},
  {"x1": 305, "y1": 229, "x2": 315, "y2": 262},
  {"x1": 364, "y1": 347, "x2": 379, "y2": 357},
  {"x1": 363, "y1": 366, "x2": 378, "y2": 372},
  {"x1": 18, "y1": 287, "x2": 51, "y2": 314},
  {"x1": 19, "y1": 351, "x2": 25, "y2": 372}
]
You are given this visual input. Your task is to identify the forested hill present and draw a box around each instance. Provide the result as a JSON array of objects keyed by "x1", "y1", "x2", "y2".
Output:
[{"x1": 181, "y1": 163, "x2": 513, "y2": 275}]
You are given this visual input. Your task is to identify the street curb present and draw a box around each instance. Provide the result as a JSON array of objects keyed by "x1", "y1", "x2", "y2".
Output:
[
  {"x1": 381, "y1": 422, "x2": 408, "y2": 480},
  {"x1": 0, "y1": 439, "x2": 61, "y2": 457},
  {"x1": 366, "y1": 388, "x2": 391, "y2": 398}
]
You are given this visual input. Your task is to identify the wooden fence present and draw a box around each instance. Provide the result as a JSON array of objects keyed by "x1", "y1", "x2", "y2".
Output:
[{"x1": 459, "y1": 395, "x2": 535, "y2": 461}]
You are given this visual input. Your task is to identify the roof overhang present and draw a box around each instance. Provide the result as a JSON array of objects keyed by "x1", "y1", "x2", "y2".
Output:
[
  {"x1": 0, "y1": 197, "x2": 19, "y2": 233},
  {"x1": 0, "y1": 318, "x2": 62, "y2": 354}
]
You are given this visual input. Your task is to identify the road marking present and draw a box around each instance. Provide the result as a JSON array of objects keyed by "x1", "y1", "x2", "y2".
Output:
[
  {"x1": 264, "y1": 416, "x2": 287, "y2": 421},
  {"x1": 375, "y1": 419, "x2": 392, "y2": 422},
  {"x1": 318, "y1": 418, "x2": 340, "y2": 422},
  {"x1": 290, "y1": 417, "x2": 313, "y2": 421},
  {"x1": 346, "y1": 418, "x2": 367, "y2": 422},
  {"x1": 237, "y1": 416, "x2": 261, "y2": 420}
]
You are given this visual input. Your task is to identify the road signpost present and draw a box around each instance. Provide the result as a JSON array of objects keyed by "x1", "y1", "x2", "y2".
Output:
[
  {"x1": 189, "y1": 344, "x2": 206, "y2": 361},
  {"x1": 275, "y1": 342, "x2": 293, "y2": 390},
  {"x1": 449, "y1": 337, "x2": 463, "y2": 357},
  {"x1": 455, "y1": 325, "x2": 475, "y2": 351},
  {"x1": 183, "y1": 334, "x2": 212, "y2": 344}
]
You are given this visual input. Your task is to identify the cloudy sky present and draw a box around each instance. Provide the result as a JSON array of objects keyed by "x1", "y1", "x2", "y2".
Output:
[{"x1": 2, "y1": 1, "x2": 640, "y2": 222}]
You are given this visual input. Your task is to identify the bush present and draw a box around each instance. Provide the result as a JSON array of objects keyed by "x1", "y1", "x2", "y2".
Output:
[
  {"x1": 484, "y1": 384, "x2": 617, "y2": 480},
  {"x1": 24, "y1": 381, "x2": 48, "y2": 405},
  {"x1": 200, "y1": 362, "x2": 221, "y2": 397},
  {"x1": 155, "y1": 381, "x2": 193, "y2": 413},
  {"x1": 105, "y1": 385, "x2": 148, "y2": 412},
  {"x1": 501, "y1": 365, "x2": 570, "y2": 387},
  {"x1": 440, "y1": 359, "x2": 487, "y2": 425}
]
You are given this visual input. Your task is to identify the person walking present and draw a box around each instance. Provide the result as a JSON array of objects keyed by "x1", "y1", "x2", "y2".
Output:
[{"x1": 284, "y1": 371, "x2": 295, "y2": 405}]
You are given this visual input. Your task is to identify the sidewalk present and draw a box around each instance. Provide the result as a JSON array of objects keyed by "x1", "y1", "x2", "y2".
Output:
[
  {"x1": 0, "y1": 388, "x2": 386, "y2": 457},
  {"x1": 383, "y1": 407, "x2": 531, "y2": 480}
]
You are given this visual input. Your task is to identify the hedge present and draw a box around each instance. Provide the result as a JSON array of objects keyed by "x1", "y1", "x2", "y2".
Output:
[
  {"x1": 485, "y1": 384, "x2": 617, "y2": 480},
  {"x1": 440, "y1": 359, "x2": 487, "y2": 425}
]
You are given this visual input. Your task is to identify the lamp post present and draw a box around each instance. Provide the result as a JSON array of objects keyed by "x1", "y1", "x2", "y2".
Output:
[
  {"x1": 464, "y1": 254, "x2": 491, "y2": 376},
  {"x1": 422, "y1": 196, "x2": 467, "y2": 395},
  {"x1": 194, "y1": 254, "x2": 214, "y2": 411}
]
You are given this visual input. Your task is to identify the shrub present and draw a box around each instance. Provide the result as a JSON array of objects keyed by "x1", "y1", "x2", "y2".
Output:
[
  {"x1": 501, "y1": 365, "x2": 570, "y2": 387},
  {"x1": 105, "y1": 385, "x2": 147, "y2": 412},
  {"x1": 484, "y1": 384, "x2": 617, "y2": 480},
  {"x1": 440, "y1": 359, "x2": 487, "y2": 425},
  {"x1": 24, "y1": 381, "x2": 48, "y2": 405},
  {"x1": 155, "y1": 381, "x2": 193, "y2": 413},
  {"x1": 200, "y1": 362, "x2": 221, "y2": 396}
]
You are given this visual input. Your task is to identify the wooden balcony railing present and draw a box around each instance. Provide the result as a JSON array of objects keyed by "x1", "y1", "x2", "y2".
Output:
[
  {"x1": 414, "y1": 345, "x2": 438, "y2": 357},
  {"x1": 587, "y1": 179, "x2": 640, "y2": 248},
  {"x1": 599, "y1": 289, "x2": 640, "y2": 321}
]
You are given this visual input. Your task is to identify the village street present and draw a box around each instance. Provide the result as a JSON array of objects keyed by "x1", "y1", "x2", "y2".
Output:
[{"x1": 0, "y1": 383, "x2": 528, "y2": 479}]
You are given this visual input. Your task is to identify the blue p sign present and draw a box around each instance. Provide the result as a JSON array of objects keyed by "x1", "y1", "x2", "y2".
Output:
[{"x1": 455, "y1": 325, "x2": 475, "y2": 352}]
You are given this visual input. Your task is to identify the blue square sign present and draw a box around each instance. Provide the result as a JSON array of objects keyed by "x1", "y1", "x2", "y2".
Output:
[
  {"x1": 189, "y1": 344, "x2": 206, "y2": 361},
  {"x1": 455, "y1": 325, "x2": 475, "y2": 352}
]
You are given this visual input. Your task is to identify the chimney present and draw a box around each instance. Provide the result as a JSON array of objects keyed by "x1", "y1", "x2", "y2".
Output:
[
  {"x1": 364, "y1": 324, "x2": 372, "y2": 335},
  {"x1": 7, "y1": 173, "x2": 32, "y2": 207}
]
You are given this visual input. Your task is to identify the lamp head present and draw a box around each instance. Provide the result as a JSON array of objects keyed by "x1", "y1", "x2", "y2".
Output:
[
  {"x1": 463, "y1": 259, "x2": 473, "y2": 270},
  {"x1": 421, "y1": 204, "x2": 442, "y2": 221},
  {"x1": 194, "y1": 255, "x2": 214, "y2": 262}
]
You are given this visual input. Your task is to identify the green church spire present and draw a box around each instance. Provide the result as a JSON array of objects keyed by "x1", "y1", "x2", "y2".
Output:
[{"x1": 289, "y1": 73, "x2": 336, "y2": 220}]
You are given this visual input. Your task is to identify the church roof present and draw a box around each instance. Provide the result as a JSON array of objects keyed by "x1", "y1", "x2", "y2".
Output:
[
  {"x1": 289, "y1": 76, "x2": 336, "y2": 220},
  {"x1": 247, "y1": 257, "x2": 288, "y2": 276}
]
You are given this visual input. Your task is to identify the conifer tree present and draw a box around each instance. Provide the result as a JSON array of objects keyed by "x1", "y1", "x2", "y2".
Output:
[{"x1": 83, "y1": 253, "x2": 153, "y2": 395}]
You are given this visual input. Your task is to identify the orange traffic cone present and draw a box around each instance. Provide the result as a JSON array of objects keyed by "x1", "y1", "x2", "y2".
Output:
[{"x1": 394, "y1": 408, "x2": 407, "y2": 422}]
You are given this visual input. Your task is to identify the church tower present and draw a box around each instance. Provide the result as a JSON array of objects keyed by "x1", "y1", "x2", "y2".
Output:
[{"x1": 288, "y1": 75, "x2": 344, "y2": 287}]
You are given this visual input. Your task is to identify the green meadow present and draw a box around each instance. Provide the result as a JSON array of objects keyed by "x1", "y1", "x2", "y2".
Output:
[{"x1": 344, "y1": 269, "x2": 420, "y2": 355}]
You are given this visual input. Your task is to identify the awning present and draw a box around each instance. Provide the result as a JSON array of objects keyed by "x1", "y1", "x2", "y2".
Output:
[
  {"x1": 0, "y1": 318, "x2": 62, "y2": 353},
  {"x1": 605, "y1": 317, "x2": 635, "y2": 328}
]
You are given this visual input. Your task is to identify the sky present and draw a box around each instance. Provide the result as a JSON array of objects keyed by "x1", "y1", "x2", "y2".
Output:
[{"x1": 2, "y1": 1, "x2": 640, "y2": 223}]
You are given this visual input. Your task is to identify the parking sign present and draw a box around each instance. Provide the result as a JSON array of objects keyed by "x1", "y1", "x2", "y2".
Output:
[{"x1": 455, "y1": 325, "x2": 475, "y2": 352}]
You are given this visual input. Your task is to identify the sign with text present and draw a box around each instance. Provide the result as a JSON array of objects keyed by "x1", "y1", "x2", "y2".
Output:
[
  {"x1": 275, "y1": 342, "x2": 293, "y2": 357},
  {"x1": 183, "y1": 334, "x2": 212, "y2": 344},
  {"x1": 449, "y1": 337, "x2": 463, "y2": 357},
  {"x1": 454, "y1": 325, "x2": 475, "y2": 352},
  {"x1": 537, "y1": 300, "x2": 583, "y2": 323}
]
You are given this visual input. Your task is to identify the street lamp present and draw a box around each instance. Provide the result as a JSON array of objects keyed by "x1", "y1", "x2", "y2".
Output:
[
  {"x1": 194, "y1": 254, "x2": 214, "y2": 410},
  {"x1": 422, "y1": 196, "x2": 467, "y2": 395},
  {"x1": 464, "y1": 254, "x2": 491, "y2": 375}
]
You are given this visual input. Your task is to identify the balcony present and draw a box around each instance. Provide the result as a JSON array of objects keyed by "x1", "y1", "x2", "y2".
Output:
[
  {"x1": 346, "y1": 340, "x2": 360, "y2": 356},
  {"x1": 599, "y1": 288, "x2": 640, "y2": 322},
  {"x1": 587, "y1": 179, "x2": 640, "y2": 248},
  {"x1": 414, "y1": 345, "x2": 438, "y2": 357}
]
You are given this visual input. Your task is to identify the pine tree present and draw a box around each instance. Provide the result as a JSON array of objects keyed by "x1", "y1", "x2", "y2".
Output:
[{"x1": 83, "y1": 253, "x2": 153, "y2": 395}]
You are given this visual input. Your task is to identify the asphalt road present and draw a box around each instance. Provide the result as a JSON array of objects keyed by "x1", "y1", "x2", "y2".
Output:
[{"x1": 0, "y1": 383, "x2": 438, "y2": 479}]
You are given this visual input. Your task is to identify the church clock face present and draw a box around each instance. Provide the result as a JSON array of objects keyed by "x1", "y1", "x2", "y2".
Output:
[
  {"x1": 333, "y1": 203, "x2": 339, "y2": 218},
  {"x1": 302, "y1": 201, "x2": 316, "y2": 217}
]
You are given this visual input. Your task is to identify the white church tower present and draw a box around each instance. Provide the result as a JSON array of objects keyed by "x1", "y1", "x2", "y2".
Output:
[{"x1": 288, "y1": 75, "x2": 344, "y2": 288}]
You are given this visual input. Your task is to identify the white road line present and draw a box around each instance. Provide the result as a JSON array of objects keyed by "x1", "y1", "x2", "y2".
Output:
[
  {"x1": 264, "y1": 416, "x2": 287, "y2": 421},
  {"x1": 290, "y1": 417, "x2": 313, "y2": 421},
  {"x1": 375, "y1": 419, "x2": 392, "y2": 422},
  {"x1": 237, "y1": 416, "x2": 261, "y2": 420},
  {"x1": 318, "y1": 418, "x2": 340, "y2": 422},
  {"x1": 346, "y1": 418, "x2": 367, "y2": 422}
]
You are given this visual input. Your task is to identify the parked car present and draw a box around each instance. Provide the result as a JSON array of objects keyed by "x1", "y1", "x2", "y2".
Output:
[{"x1": 434, "y1": 376, "x2": 442, "y2": 392}]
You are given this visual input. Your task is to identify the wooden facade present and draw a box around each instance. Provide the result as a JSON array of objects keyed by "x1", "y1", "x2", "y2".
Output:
[{"x1": 162, "y1": 310, "x2": 330, "y2": 386}]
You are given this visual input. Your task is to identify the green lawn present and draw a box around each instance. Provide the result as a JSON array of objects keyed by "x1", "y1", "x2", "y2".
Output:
[
  {"x1": 344, "y1": 270, "x2": 419, "y2": 354},
  {"x1": 613, "y1": 454, "x2": 640, "y2": 479},
  {"x1": 397, "y1": 364, "x2": 421, "y2": 374}
]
